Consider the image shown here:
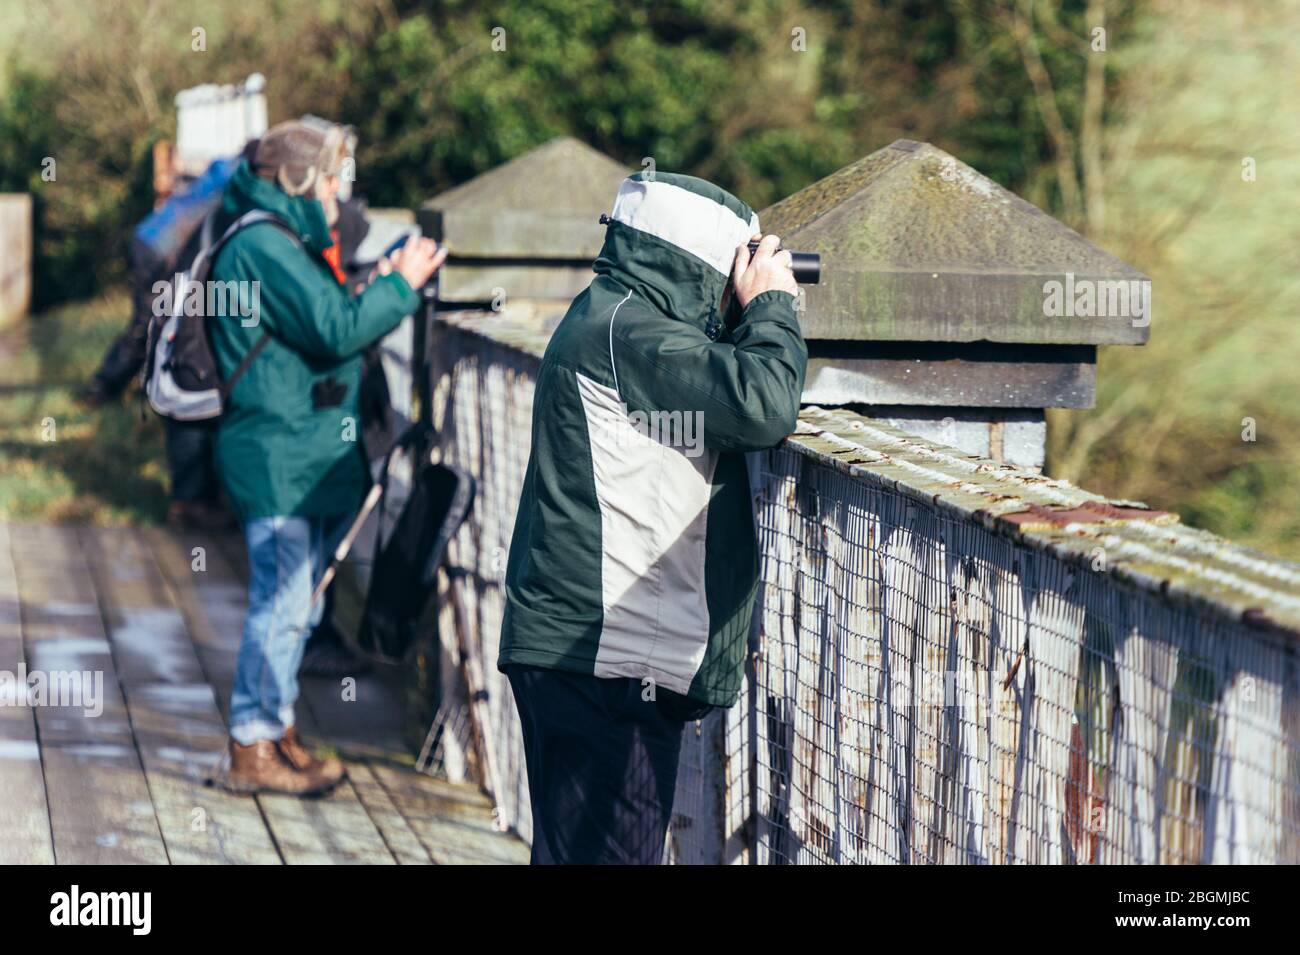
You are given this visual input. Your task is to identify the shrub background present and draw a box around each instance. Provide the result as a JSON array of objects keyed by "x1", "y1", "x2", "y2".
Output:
[{"x1": 1, "y1": 0, "x2": 1296, "y2": 559}]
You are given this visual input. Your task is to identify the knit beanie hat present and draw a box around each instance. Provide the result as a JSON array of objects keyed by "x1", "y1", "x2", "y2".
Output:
[{"x1": 253, "y1": 120, "x2": 350, "y2": 196}]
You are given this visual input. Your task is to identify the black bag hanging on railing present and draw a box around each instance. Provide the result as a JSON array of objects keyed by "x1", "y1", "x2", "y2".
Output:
[{"x1": 354, "y1": 421, "x2": 476, "y2": 664}]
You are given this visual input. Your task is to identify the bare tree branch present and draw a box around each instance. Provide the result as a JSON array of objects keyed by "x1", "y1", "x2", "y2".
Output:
[
  {"x1": 1001, "y1": 0, "x2": 1084, "y2": 224},
  {"x1": 1080, "y1": 0, "x2": 1107, "y2": 234}
]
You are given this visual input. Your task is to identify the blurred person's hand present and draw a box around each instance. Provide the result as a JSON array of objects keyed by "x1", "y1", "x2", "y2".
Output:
[
  {"x1": 732, "y1": 234, "x2": 796, "y2": 309},
  {"x1": 365, "y1": 253, "x2": 394, "y2": 289},
  {"x1": 76, "y1": 381, "x2": 113, "y2": 409},
  {"x1": 389, "y1": 236, "x2": 448, "y2": 291}
]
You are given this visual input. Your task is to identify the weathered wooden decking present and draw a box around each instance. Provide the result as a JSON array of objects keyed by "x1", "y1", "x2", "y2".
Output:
[{"x1": 0, "y1": 522, "x2": 527, "y2": 865}]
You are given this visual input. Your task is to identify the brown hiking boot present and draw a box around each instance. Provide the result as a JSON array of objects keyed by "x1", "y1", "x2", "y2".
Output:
[
  {"x1": 218, "y1": 738, "x2": 338, "y2": 796},
  {"x1": 278, "y1": 726, "x2": 345, "y2": 786}
]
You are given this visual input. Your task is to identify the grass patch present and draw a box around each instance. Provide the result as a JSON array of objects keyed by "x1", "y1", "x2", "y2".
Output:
[{"x1": 0, "y1": 289, "x2": 168, "y2": 525}]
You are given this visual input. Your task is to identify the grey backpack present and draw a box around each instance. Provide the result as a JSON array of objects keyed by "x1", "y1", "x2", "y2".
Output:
[{"x1": 144, "y1": 210, "x2": 299, "y2": 420}]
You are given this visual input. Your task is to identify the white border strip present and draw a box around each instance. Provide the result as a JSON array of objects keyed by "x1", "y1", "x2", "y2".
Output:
[{"x1": 610, "y1": 178, "x2": 758, "y2": 276}]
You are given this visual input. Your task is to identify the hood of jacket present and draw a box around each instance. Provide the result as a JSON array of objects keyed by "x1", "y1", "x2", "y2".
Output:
[
  {"x1": 593, "y1": 172, "x2": 759, "y2": 337},
  {"x1": 220, "y1": 158, "x2": 335, "y2": 255}
]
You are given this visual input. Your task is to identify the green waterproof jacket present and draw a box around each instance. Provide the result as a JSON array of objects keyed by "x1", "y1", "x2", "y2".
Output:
[
  {"x1": 498, "y1": 172, "x2": 808, "y2": 708},
  {"x1": 208, "y1": 160, "x2": 419, "y2": 521}
]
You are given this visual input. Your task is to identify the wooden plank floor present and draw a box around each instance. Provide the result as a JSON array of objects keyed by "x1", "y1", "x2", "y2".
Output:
[{"x1": 0, "y1": 521, "x2": 528, "y2": 866}]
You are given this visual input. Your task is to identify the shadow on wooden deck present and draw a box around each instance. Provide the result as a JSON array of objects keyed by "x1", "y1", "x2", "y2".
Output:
[{"x1": 0, "y1": 522, "x2": 528, "y2": 865}]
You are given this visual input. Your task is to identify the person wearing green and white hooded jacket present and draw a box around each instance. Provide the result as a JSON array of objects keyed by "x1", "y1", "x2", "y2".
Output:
[{"x1": 500, "y1": 171, "x2": 807, "y2": 864}]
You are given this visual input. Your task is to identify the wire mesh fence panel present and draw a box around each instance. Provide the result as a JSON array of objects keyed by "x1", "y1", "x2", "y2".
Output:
[
  {"x1": 431, "y1": 328, "x2": 537, "y2": 843},
  {"x1": 430, "y1": 318, "x2": 1300, "y2": 865},
  {"x1": 746, "y1": 445, "x2": 1300, "y2": 864}
]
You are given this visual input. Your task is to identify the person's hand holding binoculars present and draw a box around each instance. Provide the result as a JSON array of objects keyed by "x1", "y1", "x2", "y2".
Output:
[
  {"x1": 378, "y1": 236, "x2": 448, "y2": 292},
  {"x1": 731, "y1": 234, "x2": 797, "y2": 308}
]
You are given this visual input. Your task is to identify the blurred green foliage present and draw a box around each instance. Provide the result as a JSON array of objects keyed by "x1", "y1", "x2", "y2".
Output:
[
  {"x1": 0, "y1": 0, "x2": 1125, "y2": 306},
  {"x1": 0, "y1": 0, "x2": 1296, "y2": 561},
  {"x1": 1046, "y1": 0, "x2": 1300, "y2": 559}
]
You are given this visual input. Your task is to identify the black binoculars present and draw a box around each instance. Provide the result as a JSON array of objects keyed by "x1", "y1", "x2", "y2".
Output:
[{"x1": 746, "y1": 240, "x2": 820, "y2": 284}]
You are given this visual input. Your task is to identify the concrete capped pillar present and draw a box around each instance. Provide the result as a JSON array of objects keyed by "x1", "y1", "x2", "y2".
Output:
[
  {"x1": 418, "y1": 136, "x2": 628, "y2": 304},
  {"x1": 760, "y1": 139, "x2": 1150, "y2": 468}
]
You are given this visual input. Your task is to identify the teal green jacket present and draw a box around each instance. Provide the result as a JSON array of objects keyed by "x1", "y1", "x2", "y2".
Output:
[
  {"x1": 208, "y1": 160, "x2": 419, "y2": 520},
  {"x1": 498, "y1": 172, "x2": 808, "y2": 707}
]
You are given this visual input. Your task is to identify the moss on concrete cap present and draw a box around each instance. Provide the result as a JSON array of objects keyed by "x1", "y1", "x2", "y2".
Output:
[
  {"x1": 761, "y1": 140, "x2": 1151, "y2": 346},
  {"x1": 418, "y1": 137, "x2": 628, "y2": 259}
]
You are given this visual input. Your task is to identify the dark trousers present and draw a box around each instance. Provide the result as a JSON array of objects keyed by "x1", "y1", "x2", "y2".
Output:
[
  {"x1": 93, "y1": 240, "x2": 220, "y2": 507},
  {"x1": 163, "y1": 417, "x2": 219, "y2": 504},
  {"x1": 89, "y1": 238, "x2": 165, "y2": 398},
  {"x1": 506, "y1": 665, "x2": 696, "y2": 865}
]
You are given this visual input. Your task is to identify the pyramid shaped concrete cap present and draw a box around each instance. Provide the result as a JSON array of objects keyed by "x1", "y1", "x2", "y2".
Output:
[
  {"x1": 760, "y1": 140, "x2": 1150, "y2": 345},
  {"x1": 419, "y1": 136, "x2": 628, "y2": 259}
]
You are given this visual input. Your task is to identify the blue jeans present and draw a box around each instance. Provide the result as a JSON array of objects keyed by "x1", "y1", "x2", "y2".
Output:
[{"x1": 230, "y1": 514, "x2": 349, "y2": 745}]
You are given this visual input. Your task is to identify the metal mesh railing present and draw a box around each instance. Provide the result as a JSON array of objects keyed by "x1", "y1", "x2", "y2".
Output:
[
  {"x1": 429, "y1": 316, "x2": 1300, "y2": 865},
  {"x1": 428, "y1": 330, "x2": 536, "y2": 845},
  {"x1": 747, "y1": 448, "x2": 1299, "y2": 864}
]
